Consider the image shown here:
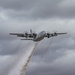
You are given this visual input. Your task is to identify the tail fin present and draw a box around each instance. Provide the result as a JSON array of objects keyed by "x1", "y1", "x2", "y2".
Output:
[{"x1": 30, "y1": 29, "x2": 32, "y2": 34}]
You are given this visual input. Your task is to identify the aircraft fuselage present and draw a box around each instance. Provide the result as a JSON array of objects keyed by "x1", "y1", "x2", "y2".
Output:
[{"x1": 33, "y1": 31, "x2": 46, "y2": 41}]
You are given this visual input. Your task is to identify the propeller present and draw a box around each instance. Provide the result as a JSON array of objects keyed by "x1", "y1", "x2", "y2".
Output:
[
  {"x1": 53, "y1": 31, "x2": 57, "y2": 36},
  {"x1": 32, "y1": 31, "x2": 37, "y2": 38},
  {"x1": 46, "y1": 31, "x2": 50, "y2": 38},
  {"x1": 46, "y1": 31, "x2": 57, "y2": 38},
  {"x1": 51, "y1": 34, "x2": 54, "y2": 36},
  {"x1": 29, "y1": 29, "x2": 36, "y2": 38},
  {"x1": 24, "y1": 31, "x2": 28, "y2": 38}
]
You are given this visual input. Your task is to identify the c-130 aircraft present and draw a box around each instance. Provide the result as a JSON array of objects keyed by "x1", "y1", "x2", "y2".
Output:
[{"x1": 9, "y1": 29, "x2": 67, "y2": 42}]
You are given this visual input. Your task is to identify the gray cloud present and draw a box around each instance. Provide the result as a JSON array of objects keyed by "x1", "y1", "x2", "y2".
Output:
[
  {"x1": 26, "y1": 50, "x2": 75, "y2": 75},
  {"x1": 0, "y1": 0, "x2": 37, "y2": 10},
  {"x1": 31, "y1": 0, "x2": 75, "y2": 19},
  {"x1": 0, "y1": 0, "x2": 75, "y2": 19}
]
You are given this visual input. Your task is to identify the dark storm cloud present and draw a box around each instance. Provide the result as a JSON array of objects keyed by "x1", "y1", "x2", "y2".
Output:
[
  {"x1": 0, "y1": 0, "x2": 37, "y2": 10},
  {"x1": 31, "y1": 0, "x2": 75, "y2": 19},
  {"x1": 0, "y1": 0, "x2": 75, "y2": 19},
  {"x1": 0, "y1": 40, "x2": 21, "y2": 55},
  {"x1": 26, "y1": 48, "x2": 75, "y2": 75},
  {"x1": 27, "y1": 56, "x2": 75, "y2": 75}
]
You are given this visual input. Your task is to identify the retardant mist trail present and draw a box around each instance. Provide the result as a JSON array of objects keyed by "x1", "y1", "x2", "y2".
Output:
[
  {"x1": 20, "y1": 42, "x2": 38, "y2": 75},
  {"x1": 8, "y1": 42, "x2": 39, "y2": 75}
]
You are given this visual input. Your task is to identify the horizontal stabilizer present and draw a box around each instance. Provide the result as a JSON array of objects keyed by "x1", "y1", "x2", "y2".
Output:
[
  {"x1": 56, "y1": 33, "x2": 67, "y2": 34},
  {"x1": 9, "y1": 33, "x2": 18, "y2": 35},
  {"x1": 21, "y1": 39, "x2": 33, "y2": 40},
  {"x1": 9, "y1": 33, "x2": 24, "y2": 35}
]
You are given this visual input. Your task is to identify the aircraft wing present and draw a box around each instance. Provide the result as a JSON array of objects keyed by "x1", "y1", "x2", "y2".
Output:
[
  {"x1": 55, "y1": 33, "x2": 67, "y2": 35},
  {"x1": 46, "y1": 32, "x2": 67, "y2": 38},
  {"x1": 9, "y1": 33, "x2": 37, "y2": 38},
  {"x1": 50, "y1": 32, "x2": 67, "y2": 36},
  {"x1": 9, "y1": 33, "x2": 25, "y2": 37}
]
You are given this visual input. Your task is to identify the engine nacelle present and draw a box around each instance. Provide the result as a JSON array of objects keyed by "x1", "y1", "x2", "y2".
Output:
[
  {"x1": 47, "y1": 33, "x2": 50, "y2": 38},
  {"x1": 25, "y1": 33, "x2": 28, "y2": 38}
]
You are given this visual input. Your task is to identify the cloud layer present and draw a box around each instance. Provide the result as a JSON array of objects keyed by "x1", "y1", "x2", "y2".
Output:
[
  {"x1": 0, "y1": 0, "x2": 75, "y2": 19},
  {"x1": 0, "y1": 0, "x2": 75, "y2": 75}
]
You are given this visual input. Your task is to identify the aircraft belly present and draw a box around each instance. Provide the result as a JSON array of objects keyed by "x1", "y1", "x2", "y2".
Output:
[{"x1": 34, "y1": 36, "x2": 44, "y2": 41}]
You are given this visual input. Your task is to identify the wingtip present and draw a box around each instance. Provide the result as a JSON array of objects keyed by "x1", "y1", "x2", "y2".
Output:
[
  {"x1": 9, "y1": 33, "x2": 13, "y2": 35},
  {"x1": 9, "y1": 33, "x2": 11, "y2": 35},
  {"x1": 65, "y1": 32, "x2": 67, "y2": 34}
]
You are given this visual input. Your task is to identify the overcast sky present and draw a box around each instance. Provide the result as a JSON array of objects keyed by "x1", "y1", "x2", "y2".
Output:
[{"x1": 0, "y1": 0, "x2": 75, "y2": 75}]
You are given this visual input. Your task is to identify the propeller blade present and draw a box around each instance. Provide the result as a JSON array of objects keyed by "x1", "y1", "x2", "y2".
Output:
[
  {"x1": 24, "y1": 31, "x2": 28, "y2": 38},
  {"x1": 47, "y1": 33, "x2": 50, "y2": 38}
]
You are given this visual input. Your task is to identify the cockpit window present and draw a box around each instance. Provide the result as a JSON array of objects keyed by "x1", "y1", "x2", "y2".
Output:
[{"x1": 40, "y1": 31, "x2": 46, "y2": 35}]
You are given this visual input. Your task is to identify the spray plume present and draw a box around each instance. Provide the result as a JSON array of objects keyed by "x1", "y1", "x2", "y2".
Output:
[
  {"x1": 8, "y1": 42, "x2": 39, "y2": 75},
  {"x1": 20, "y1": 42, "x2": 39, "y2": 75}
]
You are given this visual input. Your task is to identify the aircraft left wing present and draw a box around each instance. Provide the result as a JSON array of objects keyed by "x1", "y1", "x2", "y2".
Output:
[{"x1": 9, "y1": 33, "x2": 25, "y2": 37}]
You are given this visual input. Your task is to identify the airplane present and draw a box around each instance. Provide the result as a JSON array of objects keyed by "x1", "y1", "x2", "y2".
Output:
[{"x1": 9, "y1": 29, "x2": 67, "y2": 42}]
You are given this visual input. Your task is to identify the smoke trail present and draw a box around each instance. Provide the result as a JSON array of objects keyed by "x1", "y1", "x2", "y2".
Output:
[
  {"x1": 8, "y1": 42, "x2": 39, "y2": 75},
  {"x1": 20, "y1": 42, "x2": 39, "y2": 75}
]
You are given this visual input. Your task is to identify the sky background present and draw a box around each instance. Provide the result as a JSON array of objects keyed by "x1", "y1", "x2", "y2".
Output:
[{"x1": 0, "y1": 0, "x2": 75, "y2": 75}]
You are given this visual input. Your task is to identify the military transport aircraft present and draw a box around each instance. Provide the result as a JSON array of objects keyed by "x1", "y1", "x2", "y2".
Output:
[{"x1": 9, "y1": 29, "x2": 67, "y2": 42}]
